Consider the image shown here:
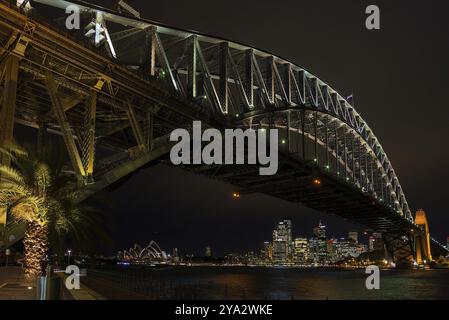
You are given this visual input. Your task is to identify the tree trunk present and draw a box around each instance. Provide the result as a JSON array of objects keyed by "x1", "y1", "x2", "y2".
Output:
[{"x1": 23, "y1": 220, "x2": 49, "y2": 277}]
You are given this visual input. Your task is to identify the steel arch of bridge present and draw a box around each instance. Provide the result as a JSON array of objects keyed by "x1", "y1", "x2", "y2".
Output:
[
  {"x1": 31, "y1": 0, "x2": 412, "y2": 221},
  {"x1": 24, "y1": 0, "x2": 410, "y2": 222},
  {"x1": 2, "y1": 0, "x2": 447, "y2": 261}
]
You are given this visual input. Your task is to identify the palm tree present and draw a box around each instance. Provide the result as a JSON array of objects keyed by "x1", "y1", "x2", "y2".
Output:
[
  {"x1": 0, "y1": 144, "x2": 50, "y2": 276},
  {"x1": 0, "y1": 142, "x2": 110, "y2": 276}
]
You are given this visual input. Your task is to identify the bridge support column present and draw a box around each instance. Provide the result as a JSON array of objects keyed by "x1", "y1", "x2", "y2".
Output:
[
  {"x1": 414, "y1": 209, "x2": 432, "y2": 265},
  {"x1": 0, "y1": 55, "x2": 19, "y2": 165},
  {"x1": 0, "y1": 55, "x2": 19, "y2": 247}
]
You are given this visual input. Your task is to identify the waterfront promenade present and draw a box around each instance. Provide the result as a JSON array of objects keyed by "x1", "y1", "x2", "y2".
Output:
[
  {"x1": 0, "y1": 267, "x2": 107, "y2": 300},
  {"x1": 0, "y1": 267, "x2": 35, "y2": 300}
]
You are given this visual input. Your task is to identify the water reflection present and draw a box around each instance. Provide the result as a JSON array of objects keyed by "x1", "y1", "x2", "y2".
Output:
[{"x1": 87, "y1": 266, "x2": 449, "y2": 300}]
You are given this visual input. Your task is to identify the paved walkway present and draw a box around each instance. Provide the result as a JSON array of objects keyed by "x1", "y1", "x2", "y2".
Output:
[
  {"x1": 0, "y1": 267, "x2": 36, "y2": 300},
  {"x1": 0, "y1": 267, "x2": 107, "y2": 300},
  {"x1": 58, "y1": 272, "x2": 106, "y2": 300},
  {"x1": 0, "y1": 267, "x2": 151, "y2": 300}
]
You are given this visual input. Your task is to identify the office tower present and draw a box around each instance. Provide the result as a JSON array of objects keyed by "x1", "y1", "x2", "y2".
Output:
[
  {"x1": 272, "y1": 219, "x2": 293, "y2": 262},
  {"x1": 261, "y1": 241, "x2": 273, "y2": 262},
  {"x1": 272, "y1": 239, "x2": 287, "y2": 263},
  {"x1": 294, "y1": 238, "x2": 309, "y2": 263},
  {"x1": 334, "y1": 238, "x2": 359, "y2": 260},
  {"x1": 309, "y1": 222, "x2": 328, "y2": 264}
]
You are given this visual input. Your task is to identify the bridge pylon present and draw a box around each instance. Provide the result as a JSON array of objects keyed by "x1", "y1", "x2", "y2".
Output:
[{"x1": 414, "y1": 209, "x2": 432, "y2": 265}]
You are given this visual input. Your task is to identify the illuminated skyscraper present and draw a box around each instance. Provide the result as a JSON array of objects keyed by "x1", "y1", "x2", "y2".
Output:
[
  {"x1": 272, "y1": 219, "x2": 293, "y2": 262},
  {"x1": 327, "y1": 238, "x2": 337, "y2": 262},
  {"x1": 261, "y1": 241, "x2": 273, "y2": 262},
  {"x1": 309, "y1": 221, "x2": 328, "y2": 264},
  {"x1": 294, "y1": 238, "x2": 309, "y2": 263},
  {"x1": 272, "y1": 240, "x2": 287, "y2": 263},
  {"x1": 334, "y1": 238, "x2": 359, "y2": 260}
]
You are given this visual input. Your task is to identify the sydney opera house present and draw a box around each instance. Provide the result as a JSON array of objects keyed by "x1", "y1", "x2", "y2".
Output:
[{"x1": 119, "y1": 241, "x2": 169, "y2": 264}]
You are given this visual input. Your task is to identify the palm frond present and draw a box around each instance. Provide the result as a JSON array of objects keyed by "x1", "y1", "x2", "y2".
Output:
[
  {"x1": 0, "y1": 182, "x2": 31, "y2": 196},
  {"x1": 0, "y1": 143, "x2": 28, "y2": 162},
  {"x1": 9, "y1": 195, "x2": 47, "y2": 225},
  {"x1": 0, "y1": 165, "x2": 26, "y2": 185},
  {"x1": 34, "y1": 162, "x2": 52, "y2": 192}
]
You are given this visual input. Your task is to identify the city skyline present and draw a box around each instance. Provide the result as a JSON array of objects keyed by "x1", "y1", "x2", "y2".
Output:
[
  {"x1": 115, "y1": 218, "x2": 387, "y2": 268},
  {"x1": 116, "y1": 218, "x2": 376, "y2": 260}
]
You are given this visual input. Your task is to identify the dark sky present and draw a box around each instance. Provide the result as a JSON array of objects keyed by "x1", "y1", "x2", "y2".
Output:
[{"x1": 71, "y1": 0, "x2": 449, "y2": 255}]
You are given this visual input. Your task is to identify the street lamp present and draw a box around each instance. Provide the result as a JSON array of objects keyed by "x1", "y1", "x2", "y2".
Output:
[
  {"x1": 67, "y1": 249, "x2": 72, "y2": 265},
  {"x1": 5, "y1": 249, "x2": 10, "y2": 267}
]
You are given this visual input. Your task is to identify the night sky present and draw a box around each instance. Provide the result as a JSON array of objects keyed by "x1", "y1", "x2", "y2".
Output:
[{"x1": 49, "y1": 0, "x2": 449, "y2": 255}]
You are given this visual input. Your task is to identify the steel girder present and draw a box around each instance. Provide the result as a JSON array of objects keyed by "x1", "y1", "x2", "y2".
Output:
[{"x1": 30, "y1": 0, "x2": 412, "y2": 221}]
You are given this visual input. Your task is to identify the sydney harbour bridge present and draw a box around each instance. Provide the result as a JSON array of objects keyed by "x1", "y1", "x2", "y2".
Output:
[{"x1": 0, "y1": 0, "x2": 447, "y2": 267}]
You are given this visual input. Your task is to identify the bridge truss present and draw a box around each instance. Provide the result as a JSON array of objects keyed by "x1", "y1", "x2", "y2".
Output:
[{"x1": 0, "y1": 0, "x2": 447, "y2": 264}]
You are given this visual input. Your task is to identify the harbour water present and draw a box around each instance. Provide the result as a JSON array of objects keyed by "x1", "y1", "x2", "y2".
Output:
[{"x1": 84, "y1": 266, "x2": 449, "y2": 300}]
